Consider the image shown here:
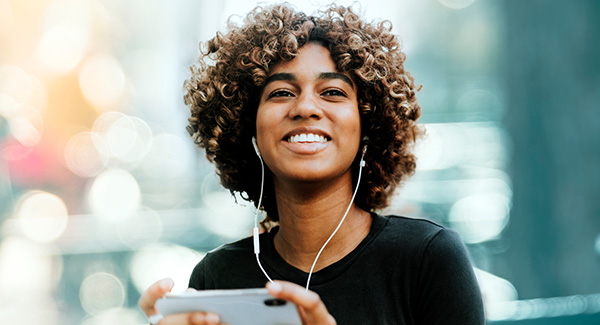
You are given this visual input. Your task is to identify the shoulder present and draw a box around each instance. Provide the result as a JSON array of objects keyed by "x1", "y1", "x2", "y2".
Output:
[
  {"x1": 377, "y1": 214, "x2": 473, "y2": 269},
  {"x1": 377, "y1": 215, "x2": 484, "y2": 322},
  {"x1": 386, "y1": 216, "x2": 485, "y2": 322},
  {"x1": 202, "y1": 236, "x2": 255, "y2": 265},
  {"x1": 373, "y1": 214, "x2": 470, "y2": 267},
  {"x1": 383, "y1": 214, "x2": 445, "y2": 234},
  {"x1": 189, "y1": 235, "x2": 255, "y2": 289},
  {"x1": 375, "y1": 214, "x2": 449, "y2": 248}
]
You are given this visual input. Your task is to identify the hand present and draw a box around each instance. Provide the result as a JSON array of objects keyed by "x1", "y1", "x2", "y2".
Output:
[
  {"x1": 138, "y1": 278, "x2": 221, "y2": 325},
  {"x1": 266, "y1": 281, "x2": 336, "y2": 325}
]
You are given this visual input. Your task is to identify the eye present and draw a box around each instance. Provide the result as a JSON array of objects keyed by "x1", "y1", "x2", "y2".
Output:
[
  {"x1": 267, "y1": 89, "x2": 294, "y2": 99},
  {"x1": 322, "y1": 89, "x2": 347, "y2": 97}
]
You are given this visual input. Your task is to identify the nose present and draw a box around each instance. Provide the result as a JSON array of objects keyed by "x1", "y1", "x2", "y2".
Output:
[{"x1": 288, "y1": 92, "x2": 323, "y2": 120}]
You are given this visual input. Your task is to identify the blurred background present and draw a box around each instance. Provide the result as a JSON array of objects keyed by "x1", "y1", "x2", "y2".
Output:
[{"x1": 0, "y1": 0, "x2": 598, "y2": 324}]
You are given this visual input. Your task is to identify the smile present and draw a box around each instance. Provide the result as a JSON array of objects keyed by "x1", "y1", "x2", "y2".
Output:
[{"x1": 286, "y1": 133, "x2": 329, "y2": 143}]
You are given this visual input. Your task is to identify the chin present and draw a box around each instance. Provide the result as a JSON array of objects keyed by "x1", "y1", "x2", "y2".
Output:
[{"x1": 278, "y1": 166, "x2": 353, "y2": 184}]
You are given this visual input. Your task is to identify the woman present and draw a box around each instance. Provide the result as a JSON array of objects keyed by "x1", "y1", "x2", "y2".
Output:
[{"x1": 139, "y1": 3, "x2": 484, "y2": 324}]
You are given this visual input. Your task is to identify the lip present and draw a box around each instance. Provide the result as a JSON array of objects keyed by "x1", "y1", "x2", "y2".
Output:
[
  {"x1": 281, "y1": 126, "x2": 331, "y2": 155},
  {"x1": 281, "y1": 141, "x2": 328, "y2": 155}
]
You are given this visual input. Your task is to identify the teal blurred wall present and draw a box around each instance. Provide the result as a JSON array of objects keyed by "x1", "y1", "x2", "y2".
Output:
[{"x1": 499, "y1": 0, "x2": 600, "y2": 303}]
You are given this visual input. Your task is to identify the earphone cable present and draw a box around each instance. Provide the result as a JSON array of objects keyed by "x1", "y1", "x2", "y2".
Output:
[
  {"x1": 304, "y1": 149, "x2": 367, "y2": 291},
  {"x1": 254, "y1": 153, "x2": 274, "y2": 283},
  {"x1": 252, "y1": 139, "x2": 367, "y2": 289}
]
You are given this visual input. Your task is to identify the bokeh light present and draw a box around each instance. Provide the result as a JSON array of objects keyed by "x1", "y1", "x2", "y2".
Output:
[
  {"x1": 142, "y1": 134, "x2": 193, "y2": 180},
  {"x1": 36, "y1": 24, "x2": 89, "y2": 74},
  {"x1": 201, "y1": 173, "x2": 254, "y2": 239},
  {"x1": 89, "y1": 112, "x2": 153, "y2": 165},
  {"x1": 116, "y1": 207, "x2": 163, "y2": 249},
  {"x1": 0, "y1": 0, "x2": 13, "y2": 31},
  {"x1": 476, "y1": 268, "x2": 519, "y2": 320},
  {"x1": 104, "y1": 115, "x2": 138, "y2": 158},
  {"x1": 0, "y1": 93, "x2": 18, "y2": 119},
  {"x1": 0, "y1": 237, "x2": 61, "y2": 295},
  {"x1": 488, "y1": 293, "x2": 600, "y2": 321},
  {"x1": 0, "y1": 68, "x2": 47, "y2": 139},
  {"x1": 15, "y1": 190, "x2": 69, "y2": 243},
  {"x1": 79, "y1": 54, "x2": 127, "y2": 111},
  {"x1": 42, "y1": 0, "x2": 94, "y2": 31},
  {"x1": 88, "y1": 168, "x2": 141, "y2": 222},
  {"x1": 8, "y1": 104, "x2": 44, "y2": 146},
  {"x1": 414, "y1": 123, "x2": 466, "y2": 170},
  {"x1": 35, "y1": 0, "x2": 93, "y2": 74},
  {"x1": 415, "y1": 122, "x2": 508, "y2": 171},
  {"x1": 130, "y1": 243, "x2": 205, "y2": 294},
  {"x1": 0, "y1": 65, "x2": 33, "y2": 104},
  {"x1": 107, "y1": 115, "x2": 153, "y2": 162},
  {"x1": 79, "y1": 272, "x2": 125, "y2": 315},
  {"x1": 64, "y1": 131, "x2": 109, "y2": 177},
  {"x1": 0, "y1": 237, "x2": 61, "y2": 324},
  {"x1": 438, "y1": 0, "x2": 476, "y2": 10},
  {"x1": 26, "y1": 75, "x2": 48, "y2": 111},
  {"x1": 91, "y1": 111, "x2": 128, "y2": 155},
  {"x1": 201, "y1": 191, "x2": 254, "y2": 239},
  {"x1": 125, "y1": 50, "x2": 170, "y2": 110},
  {"x1": 464, "y1": 123, "x2": 509, "y2": 168},
  {"x1": 449, "y1": 192, "x2": 511, "y2": 243}
]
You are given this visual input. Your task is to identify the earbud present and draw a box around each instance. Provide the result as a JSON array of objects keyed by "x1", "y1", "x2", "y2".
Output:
[
  {"x1": 252, "y1": 137, "x2": 262, "y2": 159},
  {"x1": 360, "y1": 136, "x2": 368, "y2": 167}
]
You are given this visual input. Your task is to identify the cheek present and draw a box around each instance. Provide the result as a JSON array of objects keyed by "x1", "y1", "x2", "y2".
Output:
[
  {"x1": 255, "y1": 106, "x2": 270, "y2": 135},
  {"x1": 255, "y1": 106, "x2": 281, "y2": 150},
  {"x1": 338, "y1": 108, "x2": 362, "y2": 136},
  {"x1": 342, "y1": 109, "x2": 362, "y2": 154}
]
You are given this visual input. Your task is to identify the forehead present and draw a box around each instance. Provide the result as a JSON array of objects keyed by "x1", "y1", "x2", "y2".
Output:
[
  {"x1": 268, "y1": 42, "x2": 337, "y2": 76},
  {"x1": 263, "y1": 42, "x2": 356, "y2": 91}
]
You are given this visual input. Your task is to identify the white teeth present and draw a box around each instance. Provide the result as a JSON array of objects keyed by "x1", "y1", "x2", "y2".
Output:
[{"x1": 288, "y1": 133, "x2": 327, "y2": 143}]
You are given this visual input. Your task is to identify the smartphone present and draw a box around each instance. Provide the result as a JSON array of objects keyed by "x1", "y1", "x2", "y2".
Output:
[{"x1": 155, "y1": 288, "x2": 301, "y2": 325}]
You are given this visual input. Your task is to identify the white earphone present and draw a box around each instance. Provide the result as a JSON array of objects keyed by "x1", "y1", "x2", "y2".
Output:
[
  {"x1": 250, "y1": 136, "x2": 368, "y2": 290},
  {"x1": 250, "y1": 137, "x2": 272, "y2": 283},
  {"x1": 251, "y1": 137, "x2": 262, "y2": 159}
]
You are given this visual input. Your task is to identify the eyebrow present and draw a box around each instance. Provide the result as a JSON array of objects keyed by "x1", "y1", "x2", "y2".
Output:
[
  {"x1": 263, "y1": 72, "x2": 355, "y2": 89},
  {"x1": 318, "y1": 72, "x2": 354, "y2": 88},
  {"x1": 264, "y1": 73, "x2": 295, "y2": 86}
]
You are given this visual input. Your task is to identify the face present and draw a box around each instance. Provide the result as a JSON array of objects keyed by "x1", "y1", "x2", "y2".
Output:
[{"x1": 255, "y1": 42, "x2": 361, "y2": 185}]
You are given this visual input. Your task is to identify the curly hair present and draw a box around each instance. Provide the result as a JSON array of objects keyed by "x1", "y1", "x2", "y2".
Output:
[{"x1": 184, "y1": 3, "x2": 422, "y2": 227}]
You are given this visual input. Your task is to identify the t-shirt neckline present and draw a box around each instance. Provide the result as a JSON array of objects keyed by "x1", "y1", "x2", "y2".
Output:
[{"x1": 260, "y1": 212, "x2": 389, "y2": 287}]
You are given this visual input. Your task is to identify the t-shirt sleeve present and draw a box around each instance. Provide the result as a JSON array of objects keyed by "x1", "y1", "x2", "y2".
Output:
[
  {"x1": 415, "y1": 228, "x2": 485, "y2": 324},
  {"x1": 188, "y1": 257, "x2": 206, "y2": 290}
]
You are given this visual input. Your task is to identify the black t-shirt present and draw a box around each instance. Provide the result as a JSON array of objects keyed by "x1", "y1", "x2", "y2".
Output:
[{"x1": 189, "y1": 213, "x2": 485, "y2": 324}]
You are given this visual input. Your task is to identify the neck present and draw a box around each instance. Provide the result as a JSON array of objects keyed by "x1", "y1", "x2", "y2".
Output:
[{"x1": 272, "y1": 174, "x2": 372, "y2": 272}]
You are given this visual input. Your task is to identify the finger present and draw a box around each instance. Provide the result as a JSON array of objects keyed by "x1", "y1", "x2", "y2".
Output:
[
  {"x1": 138, "y1": 278, "x2": 175, "y2": 317},
  {"x1": 266, "y1": 281, "x2": 335, "y2": 324},
  {"x1": 159, "y1": 312, "x2": 221, "y2": 325},
  {"x1": 266, "y1": 281, "x2": 324, "y2": 314}
]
